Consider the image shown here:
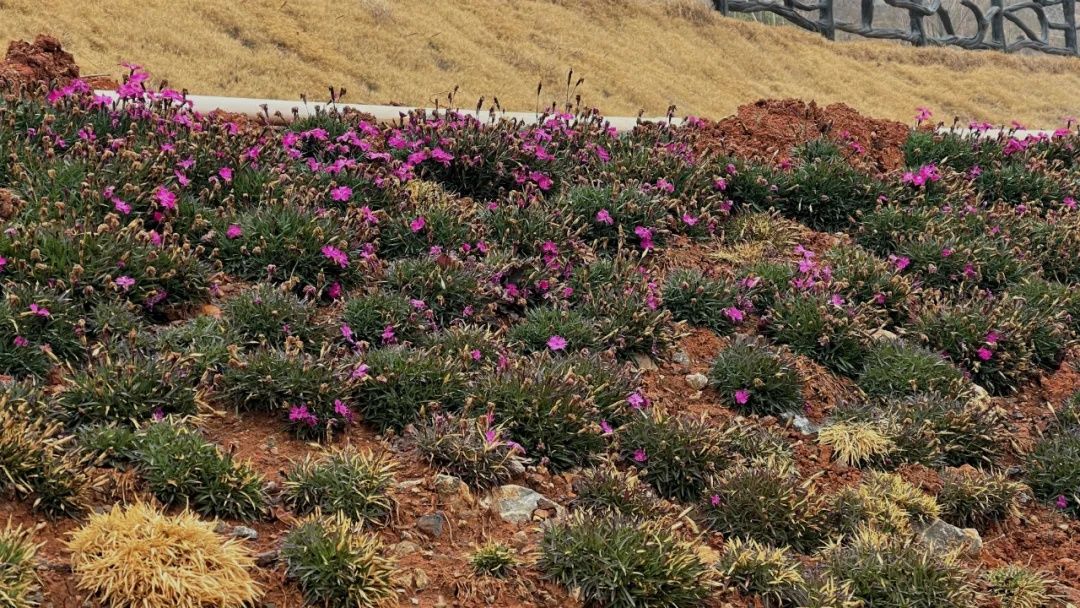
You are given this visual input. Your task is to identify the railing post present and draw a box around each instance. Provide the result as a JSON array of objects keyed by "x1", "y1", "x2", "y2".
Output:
[
  {"x1": 991, "y1": 0, "x2": 1007, "y2": 50},
  {"x1": 713, "y1": 0, "x2": 730, "y2": 16},
  {"x1": 1065, "y1": 0, "x2": 1079, "y2": 55},
  {"x1": 819, "y1": 0, "x2": 836, "y2": 40},
  {"x1": 909, "y1": 0, "x2": 928, "y2": 46}
]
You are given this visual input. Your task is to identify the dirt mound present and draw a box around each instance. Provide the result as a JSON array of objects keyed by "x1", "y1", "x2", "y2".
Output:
[
  {"x1": 694, "y1": 98, "x2": 910, "y2": 174},
  {"x1": 0, "y1": 35, "x2": 80, "y2": 88}
]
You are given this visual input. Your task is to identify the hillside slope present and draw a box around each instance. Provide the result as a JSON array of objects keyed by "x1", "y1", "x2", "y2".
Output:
[{"x1": 2, "y1": 0, "x2": 1078, "y2": 125}]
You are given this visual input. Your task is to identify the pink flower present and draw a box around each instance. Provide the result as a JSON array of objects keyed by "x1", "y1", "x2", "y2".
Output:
[
  {"x1": 351, "y1": 363, "x2": 370, "y2": 379},
  {"x1": 627, "y1": 392, "x2": 647, "y2": 409},
  {"x1": 333, "y1": 399, "x2": 354, "y2": 422},
  {"x1": 634, "y1": 226, "x2": 654, "y2": 250},
  {"x1": 0, "y1": 256, "x2": 6, "y2": 271},
  {"x1": 327, "y1": 282, "x2": 342, "y2": 299},
  {"x1": 713, "y1": 177, "x2": 728, "y2": 191},
  {"x1": 152, "y1": 408, "x2": 165, "y2": 422},
  {"x1": 340, "y1": 324, "x2": 355, "y2": 343},
  {"x1": 962, "y1": 263, "x2": 977, "y2": 279},
  {"x1": 381, "y1": 325, "x2": 396, "y2": 344},
  {"x1": 29, "y1": 304, "x2": 50, "y2": 317},
  {"x1": 1056, "y1": 495, "x2": 1069, "y2": 510},
  {"x1": 892, "y1": 255, "x2": 911, "y2": 271},
  {"x1": 331, "y1": 186, "x2": 352, "y2": 202},
  {"x1": 1064, "y1": 196, "x2": 1077, "y2": 211},
  {"x1": 226, "y1": 224, "x2": 243, "y2": 239},
  {"x1": 915, "y1": 106, "x2": 933, "y2": 123},
  {"x1": 829, "y1": 294, "x2": 845, "y2": 307},
  {"x1": 596, "y1": 209, "x2": 614, "y2": 225},
  {"x1": 155, "y1": 186, "x2": 177, "y2": 210},
  {"x1": 218, "y1": 166, "x2": 233, "y2": 182},
  {"x1": 977, "y1": 347, "x2": 994, "y2": 361},
  {"x1": 113, "y1": 199, "x2": 131, "y2": 214},
  {"x1": 288, "y1": 404, "x2": 318, "y2": 427},
  {"x1": 734, "y1": 389, "x2": 750, "y2": 405},
  {"x1": 321, "y1": 245, "x2": 349, "y2": 268},
  {"x1": 13, "y1": 336, "x2": 28, "y2": 347},
  {"x1": 431, "y1": 147, "x2": 454, "y2": 166},
  {"x1": 941, "y1": 247, "x2": 954, "y2": 258},
  {"x1": 710, "y1": 494, "x2": 721, "y2": 507},
  {"x1": 655, "y1": 178, "x2": 675, "y2": 193},
  {"x1": 724, "y1": 307, "x2": 744, "y2": 323},
  {"x1": 547, "y1": 335, "x2": 567, "y2": 351},
  {"x1": 470, "y1": 349, "x2": 482, "y2": 361},
  {"x1": 115, "y1": 276, "x2": 135, "y2": 291},
  {"x1": 410, "y1": 216, "x2": 426, "y2": 233},
  {"x1": 600, "y1": 420, "x2": 614, "y2": 435},
  {"x1": 633, "y1": 448, "x2": 648, "y2": 463},
  {"x1": 682, "y1": 213, "x2": 699, "y2": 226}
]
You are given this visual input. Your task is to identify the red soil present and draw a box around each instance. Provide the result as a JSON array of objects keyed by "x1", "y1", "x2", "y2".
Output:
[{"x1": 694, "y1": 98, "x2": 911, "y2": 174}]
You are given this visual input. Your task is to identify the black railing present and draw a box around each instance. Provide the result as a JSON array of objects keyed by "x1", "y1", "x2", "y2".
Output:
[{"x1": 711, "y1": 0, "x2": 1079, "y2": 55}]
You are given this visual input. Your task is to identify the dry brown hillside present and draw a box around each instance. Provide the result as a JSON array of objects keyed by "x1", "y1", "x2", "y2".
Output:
[{"x1": 1, "y1": 0, "x2": 1078, "y2": 125}]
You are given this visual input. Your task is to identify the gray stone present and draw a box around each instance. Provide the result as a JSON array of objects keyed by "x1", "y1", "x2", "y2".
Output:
[
  {"x1": 632, "y1": 353, "x2": 658, "y2": 371},
  {"x1": 783, "y1": 413, "x2": 820, "y2": 435},
  {"x1": 391, "y1": 540, "x2": 421, "y2": 557},
  {"x1": 255, "y1": 550, "x2": 279, "y2": 567},
  {"x1": 232, "y1": 526, "x2": 259, "y2": 540},
  {"x1": 416, "y1": 512, "x2": 448, "y2": 538},
  {"x1": 434, "y1": 473, "x2": 474, "y2": 507},
  {"x1": 672, "y1": 350, "x2": 691, "y2": 366},
  {"x1": 493, "y1": 484, "x2": 562, "y2": 524},
  {"x1": 685, "y1": 373, "x2": 709, "y2": 390},
  {"x1": 916, "y1": 518, "x2": 982, "y2": 556}
]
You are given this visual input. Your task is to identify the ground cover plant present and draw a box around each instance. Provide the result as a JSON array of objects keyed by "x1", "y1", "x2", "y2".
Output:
[{"x1": 2, "y1": 69, "x2": 1080, "y2": 607}]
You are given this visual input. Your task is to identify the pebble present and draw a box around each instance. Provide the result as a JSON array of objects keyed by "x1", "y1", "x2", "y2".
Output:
[
  {"x1": 232, "y1": 526, "x2": 259, "y2": 540},
  {"x1": 416, "y1": 512, "x2": 447, "y2": 538},
  {"x1": 685, "y1": 373, "x2": 709, "y2": 390}
]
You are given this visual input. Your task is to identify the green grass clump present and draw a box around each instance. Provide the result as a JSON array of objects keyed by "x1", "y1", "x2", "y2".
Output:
[
  {"x1": 283, "y1": 448, "x2": 395, "y2": 525},
  {"x1": 539, "y1": 513, "x2": 714, "y2": 608},
  {"x1": 282, "y1": 513, "x2": 398, "y2": 608},
  {"x1": 708, "y1": 337, "x2": 804, "y2": 415},
  {"x1": 717, "y1": 537, "x2": 805, "y2": 608},
  {"x1": 822, "y1": 526, "x2": 974, "y2": 608},
  {"x1": 858, "y1": 340, "x2": 969, "y2": 400},
  {"x1": 132, "y1": 421, "x2": 267, "y2": 520},
  {"x1": 409, "y1": 414, "x2": 526, "y2": 489},
  {"x1": 619, "y1": 411, "x2": 732, "y2": 503},
  {"x1": 222, "y1": 284, "x2": 322, "y2": 349},
  {"x1": 570, "y1": 465, "x2": 661, "y2": 518},
  {"x1": 58, "y1": 354, "x2": 200, "y2": 428},
  {"x1": 351, "y1": 346, "x2": 466, "y2": 433},
  {"x1": 1025, "y1": 428, "x2": 1080, "y2": 517},
  {"x1": 508, "y1": 306, "x2": 598, "y2": 353},
  {"x1": 150, "y1": 316, "x2": 233, "y2": 377},
  {"x1": 469, "y1": 542, "x2": 518, "y2": 578},
  {"x1": 775, "y1": 143, "x2": 883, "y2": 231},
  {"x1": 473, "y1": 355, "x2": 604, "y2": 472},
  {"x1": 662, "y1": 268, "x2": 743, "y2": 334},
  {"x1": 341, "y1": 290, "x2": 428, "y2": 347},
  {"x1": 766, "y1": 292, "x2": 878, "y2": 376},
  {"x1": 983, "y1": 565, "x2": 1053, "y2": 608},
  {"x1": 385, "y1": 257, "x2": 483, "y2": 325},
  {"x1": 937, "y1": 467, "x2": 1023, "y2": 530},
  {"x1": 830, "y1": 472, "x2": 940, "y2": 536},
  {"x1": 0, "y1": 521, "x2": 40, "y2": 608}
]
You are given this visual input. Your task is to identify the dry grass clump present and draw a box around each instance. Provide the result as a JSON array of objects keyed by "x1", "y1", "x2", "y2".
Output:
[
  {"x1": 67, "y1": 503, "x2": 261, "y2": 608},
  {"x1": 1, "y1": 0, "x2": 1080, "y2": 124}
]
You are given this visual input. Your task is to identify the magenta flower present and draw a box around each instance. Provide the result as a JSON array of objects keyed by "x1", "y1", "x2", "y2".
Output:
[
  {"x1": 710, "y1": 494, "x2": 721, "y2": 507},
  {"x1": 431, "y1": 147, "x2": 454, "y2": 166},
  {"x1": 596, "y1": 209, "x2": 614, "y2": 225},
  {"x1": 113, "y1": 199, "x2": 131, "y2": 214},
  {"x1": 29, "y1": 304, "x2": 50, "y2": 317},
  {"x1": 655, "y1": 178, "x2": 675, "y2": 193},
  {"x1": 218, "y1": 166, "x2": 233, "y2": 182},
  {"x1": 155, "y1": 186, "x2": 177, "y2": 210},
  {"x1": 547, "y1": 335, "x2": 568, "y2": 351},
  {"x1": 327, "y1": 282, "x2": 342, "y2": 299},
  {"x1": 321, "y1": 245, "x2": 349, "y2": 268},
  {"x1": 1056, "y1": 495, "x2": 1069, "y2": 510},
  {"x1": 470, "y1": 349, "x2": 482, "y2": 361},
  {"x1": 976, "y1": 347, "x2": 994, "y2": 361},
  {"x1": 941, "y1": 247, "x2": 954, "y2": 258},
  {"x1": 724, "y1": 307, "x2": 745, "y2": 323},
  {"x1": 0, "y1": 256, "x2": 7, "y2": 271},
  {"x1": 333, "y1": 399, "x2": 354, "y2": 422},
  {"x1": 915, "y1": 106, "x2": 933, "y2": 123},
  {"x1": 152, "y1": 408, "x2": 165, "y2": 422},
  {"x1": 226, "y1": 224, "x2": 243, "y2": 239},
  {"x1": 410, "y1": 216, "x2": 426, "y2": 233},
  {"x1": 340, "y1": 324, "x2": 355, "y2": 343},
  {"x1": 734, "y1": 389, "x2": 750, "y2": 405},
  {"x1": 681, "y1": 213, "x2": 698, "y2": 226},
  {"x1": 600, "y1": 420, "x2": 614, "y2": 435},
  {"x1": 633, "y1": 448, "x2": 648, "y2": 463},
  {"x1": 1064, "y1": 196, "x2": 1078, "y2": 211},
  {"x1": 331, "y1": 186, "x2": 353, "y2": 202},
  {"x1": 351, "y1": 363, "x2": 370, "y2": 379},
  {"x1": 288, "y1": 404, "x2": 319, "y2": 427},
  {"x1": 985, "y1": 330, "x2": 1000, "y2": 345},
  {"x1": 115, "y1": 276, "x2": 135, "y2": 291},
  {"x1": 627, "y1": 392, "x2": 647, "y2": 409},
  {"x1": 634, "y1": 226, "x2": 654, "y2": 250},
  {"x1": 381, "y1": 325, "x2": 396, "y2": 344},
  {"x1": 13, "y1": 336, "x2": 28, "y2": 347}
]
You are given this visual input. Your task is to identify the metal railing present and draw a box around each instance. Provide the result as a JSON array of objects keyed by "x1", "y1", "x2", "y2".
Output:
[{"x1": 711, "y1": 0, "x2": 1079, "y2": 55}]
